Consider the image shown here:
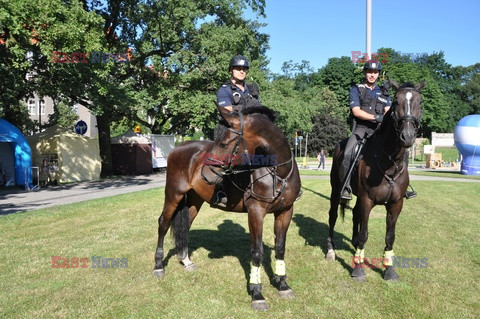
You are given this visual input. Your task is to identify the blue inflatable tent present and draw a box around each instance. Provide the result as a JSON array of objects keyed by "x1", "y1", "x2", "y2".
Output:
[{"x1": 0, "y1": 119, "x2": 33, "y2": 188}]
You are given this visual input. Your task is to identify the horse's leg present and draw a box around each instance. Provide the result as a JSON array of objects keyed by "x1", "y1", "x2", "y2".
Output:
[
  {"x1": 327, "y1": 156, "x2": 342, "y2": 261},
  {"x1": 273, "y1": 206, "x2": 295, "y2": 299},
  {"x1": 326, "y1": 190, "x2": 340, "y2": 261},
  {"x1": 351, "y1": 198, "x2": 373, "y2": 281},
  {"x1": 351, "y1": 202, "x2": 361, "y2": 248},
  {"x1": 174, "y1": 192, "x2": 204, "y2": 272},
  {"x1": 383, "y1": 200, "x2": 403, "y2": 281},
  {"x1": 247, "y1": 205, "x2": 268, "y2": 311},
  {"x1": 153, "y1": 183, "x2": 188, "y2": 278}
]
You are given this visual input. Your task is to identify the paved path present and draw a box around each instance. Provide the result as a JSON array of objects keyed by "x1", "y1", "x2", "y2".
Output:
[
  {"x1": 1, "y1": 168, "x2": 478, "y2": 215},
  {"x1": 0, "y1": 173, "x2": 166, "y2": 215}
]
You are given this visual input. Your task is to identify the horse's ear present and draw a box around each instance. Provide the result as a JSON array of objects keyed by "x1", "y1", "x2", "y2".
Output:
[
  {"x1": 215, "y1": 101, "x2": 238, "y2": 126},
  {"x1": 390, "y1": 80, "x2": 399, "y2": 90},
  {"x1": 415, "y1": 81, "x2": 426, "y2": 92}
]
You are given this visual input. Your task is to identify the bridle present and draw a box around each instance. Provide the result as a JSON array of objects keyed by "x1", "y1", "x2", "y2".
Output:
[
  {"x1": 391, "y1": 88, "x2": 421, "y2": 136},
  {"x1": 204, "y1": 110, "x2": 247, "y2": 175},
  {"x1": 371, "y1": 86, "x2": 422, "y2": 203},
  {"x1": 202, "y1": 110, "x2": 296, "y2": 203}
]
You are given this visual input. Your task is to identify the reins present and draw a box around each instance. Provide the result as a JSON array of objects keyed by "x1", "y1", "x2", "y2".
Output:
[
  {"x1": 372, "y1": 132, "x2": 407, "y2": 203},
  {"x1": 202, "y1": 109, "x2": 295, "y2": 204},
  {"x1": 369, "y1": 87, "x2": 420, "y2": 203}
]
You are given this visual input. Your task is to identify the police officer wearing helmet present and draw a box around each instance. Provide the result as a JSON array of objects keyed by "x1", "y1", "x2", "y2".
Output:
[
  {"x1": 217, "y1": 55, "x2": 261, "y2": 112},
  {"x1": 340, "y1": 60, "x2": 391, "y2": 200},
  {"x1": 212, "y1": 55, "x2": 261, "y2": 208}
]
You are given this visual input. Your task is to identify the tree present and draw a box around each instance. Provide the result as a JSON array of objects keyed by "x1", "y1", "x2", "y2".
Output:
[
  {"x1": 461, "y1": 63, "x2": 480, "y2": 115},
  {"x1": 0, "y1": 0, "x2": 103, "y2": 131},
  {"x1": 378, "y1": 48, "x2": 453, "y2": 136},
  {"x1": 1, "y1": 0, "x2": 269, "y2": 177},
  {"x1": 309, "y1": 112, "x2": 348, "y2": 156},
  {"x1": 314, "y1": 56, "x2": 357, "y2": 110}
]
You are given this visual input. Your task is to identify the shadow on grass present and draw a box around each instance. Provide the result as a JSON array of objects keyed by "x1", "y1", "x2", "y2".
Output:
[
  {"x1": 294, "y1": 186, "x2": 387, "y2": 277},
  {"x1": 163, "y1": 219, "x2": 276, "y2": 294}
]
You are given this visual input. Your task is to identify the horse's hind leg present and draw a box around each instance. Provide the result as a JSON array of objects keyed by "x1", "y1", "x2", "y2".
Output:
[
  {"x1": 153, "y1": 185, "x2": 188, "y2": 278},
  {"x1": 273, "y1": 206, "x2": 295, "y2": 299},
  {"x1": 327, "y1": 151, "x2": 342, "y2": 261},
  {"x1": 173, "y1": 192, "x2": 204, "y2": 272},
  {"x1": 326, "y1": 186, "x2": 341, "y2": 261}
]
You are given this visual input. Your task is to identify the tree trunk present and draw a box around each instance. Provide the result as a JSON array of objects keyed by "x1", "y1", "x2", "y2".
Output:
[{"x1": 96, "y1": 113, "x2": 113, "y2": 177}]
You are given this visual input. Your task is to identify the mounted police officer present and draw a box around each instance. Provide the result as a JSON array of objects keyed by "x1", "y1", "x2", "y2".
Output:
[
  {"x1": 212, "y1": 55, "x2": 262, "y2": 207},
  {"x1": 217, "y1": 55, "x2": 261, "y2": 112},
  {"x1": 340, "y1": 60, "x2": 417, "y2": 200},
  {"x1": 340, "y1": 60, "x2": 391, "y2": 200}
]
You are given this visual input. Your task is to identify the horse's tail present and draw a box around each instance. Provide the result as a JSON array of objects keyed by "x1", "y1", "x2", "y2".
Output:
[
  {"x1": 340, "y1": 199, "x2": 348, "y2": 222},
  {"x1": 171, "y1": 196, "x2": 190, "y2": 260}
]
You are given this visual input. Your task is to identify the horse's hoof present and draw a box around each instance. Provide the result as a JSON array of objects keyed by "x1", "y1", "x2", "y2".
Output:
[
  {"x1": 351, "y1": 266, "x2": 366, "y2": 282},
  {"x1": 352, "y1": 275, "x2": 366, "y2": 282},
  {"x1": 326, "y1": 249, "x2": 336, "y2": 261},
  {"x1": 251, "y1": 300, "x2": 269, "y2": 312},
  {"x1": 384, "y1": 267, "x2": 399, "y2": 281},
  {"x1": 153, "y1": 269, "x2": 165, "y2": 279},
  {"x1": 278, "y1": 289, "x2": 295, "y2": 299},
  {"x1": 184, "y1": 263, "x2": 197, "y2": 272}
]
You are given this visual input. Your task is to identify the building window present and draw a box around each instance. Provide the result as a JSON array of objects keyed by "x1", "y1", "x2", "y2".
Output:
[
  {"x1": 29, "y1": 100, "x2": 36, "y2": 115},
  {"x1": 39, "y1": 100, "x2": 45, "y2": 115}
]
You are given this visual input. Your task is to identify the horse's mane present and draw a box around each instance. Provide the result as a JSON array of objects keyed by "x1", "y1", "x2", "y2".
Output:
[
  {"x1": 238, "y1": 106, "x2": 278, "y2": 122},
  {"x1": 398, "y1": 81, "x2": 416, "y2": 89}
]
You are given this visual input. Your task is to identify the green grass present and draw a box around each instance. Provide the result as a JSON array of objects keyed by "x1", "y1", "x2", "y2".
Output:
[{"x1": 1, "y1": 179, "x2": 479, "y2": 318}]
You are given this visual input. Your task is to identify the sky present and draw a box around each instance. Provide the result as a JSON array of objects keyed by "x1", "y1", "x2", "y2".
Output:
[{"x1": 250, "y1": 0, "x2": 480, "y2": 74}]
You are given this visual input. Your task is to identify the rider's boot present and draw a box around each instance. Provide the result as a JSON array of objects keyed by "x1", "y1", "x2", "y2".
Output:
[
  {"x1": 403, "y1": 151, "x2": 417, "y2": 199},
  {"x1": 340, "y1": 157, "x2": 353, "y2": 200}
]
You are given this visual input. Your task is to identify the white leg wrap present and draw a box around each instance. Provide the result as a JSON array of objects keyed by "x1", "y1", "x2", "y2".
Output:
[
  {"x1": 354, "y1": 248, "x2": 365, "y2": 264},
  {"x1": 249, "y1": 263, "x2": 261, "y2": 284},
  {"x1": 275, "y1": 259, "x2": 286, "y2": 276},
  {"x1": 181, "y1": 256, "x2": 193, "y2": 267},
  {"x1": 383, "y1": 250, "x2": 394, "y2": 267}
]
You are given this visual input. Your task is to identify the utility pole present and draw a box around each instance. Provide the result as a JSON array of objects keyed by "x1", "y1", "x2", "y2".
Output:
[{"x1": 366, "y1": 0, "x2": 372, "y2": 59}]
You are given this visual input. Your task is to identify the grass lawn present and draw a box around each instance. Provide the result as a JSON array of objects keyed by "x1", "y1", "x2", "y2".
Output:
[{"x1": 1, "y1": 178, "x2": 479, "y2": 318}]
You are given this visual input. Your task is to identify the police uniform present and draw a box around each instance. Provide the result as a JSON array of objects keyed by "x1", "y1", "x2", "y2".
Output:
[
  {"x1": 217, "y1": 80, "x2": 261, "y2": 111},
  {"x1": 214, "y1": 80, "x2": 261, "y2": 142}
]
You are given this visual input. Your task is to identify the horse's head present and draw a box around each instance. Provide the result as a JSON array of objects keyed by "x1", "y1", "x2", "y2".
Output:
[
  {"x1": 389, "y1": 80, "x2": 425, "y2": 148},
  {"x1": 211, "y1": 104, "x2": 279, "y2": 173}
]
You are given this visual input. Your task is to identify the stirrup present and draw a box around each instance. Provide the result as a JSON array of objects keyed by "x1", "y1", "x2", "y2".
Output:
[
  {"x1": 211, "y1": 190, "x2": 228, "y2": 208},
  {"x1": 405, "y1": 185, "x2": 417, "y2": 199},
  {"x1": 341, "y1": 186, "x2": 352, "y2": 200},
  {"x1": 295, "y1": 189, "x2": 303, "y2": 201}
]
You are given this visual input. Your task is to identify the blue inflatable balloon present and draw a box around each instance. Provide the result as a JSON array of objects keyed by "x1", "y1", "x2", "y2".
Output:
[{"x1": 454, "y1": 115, "x2": 480, "y2": 175}]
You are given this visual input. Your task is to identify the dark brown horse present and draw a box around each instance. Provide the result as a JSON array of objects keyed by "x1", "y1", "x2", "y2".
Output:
[
  {"x1": 326, "y1": 81, "x2": 425, "y2": 281},
  {"x1": 153, "y1": 105, "x2": 301, "y2": 311}
]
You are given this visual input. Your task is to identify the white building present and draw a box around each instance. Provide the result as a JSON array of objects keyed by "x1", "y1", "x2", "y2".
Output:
[{"x1": 27, "y1": 95, "x2": 98, "y2": 138}]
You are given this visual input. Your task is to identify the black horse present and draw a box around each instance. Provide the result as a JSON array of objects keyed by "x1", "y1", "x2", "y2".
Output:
[
  {"x1": 153, "y1": 105, "x2": 301, "y2": 311},
  {"x1": 326, "y1": 81, "x2": 425, "y2": 281}
]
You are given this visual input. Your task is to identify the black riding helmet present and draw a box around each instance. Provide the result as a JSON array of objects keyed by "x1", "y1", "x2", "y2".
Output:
[
  {"x1": 229, "y1": 55, "x2": 250, "y2": 71},
  {"x1": 363, "y1": 60, "x2": 382, "y2": 71}
]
